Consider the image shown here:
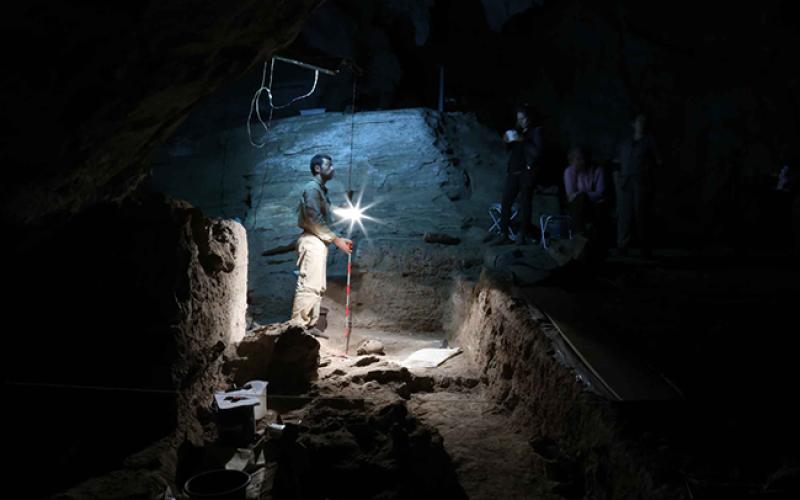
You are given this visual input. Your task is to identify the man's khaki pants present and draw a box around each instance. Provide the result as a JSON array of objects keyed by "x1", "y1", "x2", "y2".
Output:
[{"x1": 290, "y1": 233, "x2": 328, "y2": 328}]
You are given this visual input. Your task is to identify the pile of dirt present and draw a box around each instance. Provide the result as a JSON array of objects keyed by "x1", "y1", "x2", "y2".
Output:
[
  {"x1": 224, "y1": 323, "x2": 320, "y2": 393},
  {"x1": 272, "y1": 399, "x2": 466, "y2": 500}
]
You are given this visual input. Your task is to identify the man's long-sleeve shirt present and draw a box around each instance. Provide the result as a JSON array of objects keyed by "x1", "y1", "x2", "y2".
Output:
[
  {"x1": 508, "y1": 126, "x2": 543, "y2": 174},
  {"x1": 564, "y1": 164, "x2": 606, "y2": 203},
  {"x1": 297, "y1": 177, "x2": 337, "y2": 243}
]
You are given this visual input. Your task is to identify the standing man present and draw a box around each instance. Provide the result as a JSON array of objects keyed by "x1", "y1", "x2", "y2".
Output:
[
  {"x1": 491, "y1": 105, "x2": 543, "y2": 245},
  {"x1": 614, "y1": 113, "x2": 662, "y2": 257},
  {"x1": 290, "y1": 154, "x2": 352, "y2": 330}
]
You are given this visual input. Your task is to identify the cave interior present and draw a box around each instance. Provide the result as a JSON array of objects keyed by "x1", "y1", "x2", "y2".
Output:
[{"x1": 5, "y1": 1, "x2": 800, "y2": 499}]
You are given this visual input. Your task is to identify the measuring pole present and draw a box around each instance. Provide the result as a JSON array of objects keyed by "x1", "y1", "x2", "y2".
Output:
[{"x1": 344, "y1": 250, "x2": 353, "y2": 355}]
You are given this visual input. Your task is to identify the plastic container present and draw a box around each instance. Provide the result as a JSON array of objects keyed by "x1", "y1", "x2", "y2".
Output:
[
  {"x1": 244, "y1": 380, "x2": 268, "y2": 420},
  {"x1": 214, "y1": 380, "x2": 268, "y2": 420}
]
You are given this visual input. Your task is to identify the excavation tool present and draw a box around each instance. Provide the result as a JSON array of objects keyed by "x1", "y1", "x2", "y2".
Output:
[
  {"x1": 333, "y1": 198, "x2": 374, "y2": 355},
  {"x1": 344, "y1": 248, "x2": 353, "y2": 354}
]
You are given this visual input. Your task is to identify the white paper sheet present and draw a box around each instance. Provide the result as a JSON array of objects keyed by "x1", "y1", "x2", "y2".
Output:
[{"x1": 401, "y1": 347, "x2": 461, "y2": 368}]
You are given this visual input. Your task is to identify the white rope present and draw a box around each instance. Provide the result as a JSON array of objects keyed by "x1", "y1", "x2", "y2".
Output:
[
  {"x1": 246, "y1": 58, "x2": 276, "y2": 148},
  {"x1": 247, "y1": 58, "x2": 320, "y2": 148}
]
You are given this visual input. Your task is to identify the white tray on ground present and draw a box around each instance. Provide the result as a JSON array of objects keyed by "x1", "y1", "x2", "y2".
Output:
[{"x1": 401, "y1": 347, "x2": 461, "y2": 368}]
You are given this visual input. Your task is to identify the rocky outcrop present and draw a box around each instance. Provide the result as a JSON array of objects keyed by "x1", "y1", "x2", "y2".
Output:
[{"x1": 8, "y1": 194, "x2": 247, "y2": 497}]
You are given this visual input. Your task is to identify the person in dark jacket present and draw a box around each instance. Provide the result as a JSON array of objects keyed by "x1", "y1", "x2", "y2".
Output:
[
  {"x1": 614, "y1": 113, "x2": 662, "y2": 257},
  {"x1": 490, "y1": 105, "x2": 543, "y2": 245}
]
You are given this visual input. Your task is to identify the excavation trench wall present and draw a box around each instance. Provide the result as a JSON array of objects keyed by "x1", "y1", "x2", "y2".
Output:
[{"x1": 447, "y1": 273, "x2": 686, "y2": 500}]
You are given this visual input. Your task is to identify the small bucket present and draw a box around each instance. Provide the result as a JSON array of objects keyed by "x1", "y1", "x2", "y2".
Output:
[{"x1": 184, "y1": 469, "x2": 251, "y2": 500}]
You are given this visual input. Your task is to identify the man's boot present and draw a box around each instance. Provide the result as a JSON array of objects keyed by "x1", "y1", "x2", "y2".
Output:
[{"x1": 313, "y1": 306, "x2": 328, "y2": 332}]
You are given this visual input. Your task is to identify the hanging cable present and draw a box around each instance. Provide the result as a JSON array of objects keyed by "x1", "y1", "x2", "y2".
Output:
[
  {"x1": 269, "y1": 70, "x2": 319, "y2": 109},
  {"x1": 246, "y1": 56, "x2": 324, "y2": 228},
  {"x1": 247, "y1": 58, "x2": 320, "y2": 148},
  {"x1": 247, "y1": 58, "x2": 275, "y2": 148},
  {"x1": 246, "y1": 56, "x2": 354, "y2": 229}
]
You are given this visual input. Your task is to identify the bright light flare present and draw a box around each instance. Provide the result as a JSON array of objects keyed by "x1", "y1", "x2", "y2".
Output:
[
  {"x1": 333, "y1": 204, "x2": 365, "y2": 223},
  {"x1": 333, "y1": 193, "x2": 379, "y2": 237}
]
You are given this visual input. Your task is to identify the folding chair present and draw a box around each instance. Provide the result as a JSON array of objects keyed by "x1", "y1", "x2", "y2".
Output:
[
  {"x1": 488, "y1": 202, "x2": 519, "y2": 240},
  {"x1": 539, "y1": 214, "x2": 574, "y2": 249}
]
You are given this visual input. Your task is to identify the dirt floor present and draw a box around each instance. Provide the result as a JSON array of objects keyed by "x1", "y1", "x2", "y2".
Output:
[{"x1": 296, "y1": 311, "x2": 562, "y2": 500}]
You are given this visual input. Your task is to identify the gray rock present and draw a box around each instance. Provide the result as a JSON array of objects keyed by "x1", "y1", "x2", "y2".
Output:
[
  {"x1": 424, "y1": 232, "x2": 461, "y2": 245},
  {"x1": 356, "y1": 339, "x2": 386, "y2": 356},
  {"x1": 262, "y1": 242, "x2": 297, "y2": 256},
  {"x1": 353, "y1": 355, "x2": 381, "y2": 367}
]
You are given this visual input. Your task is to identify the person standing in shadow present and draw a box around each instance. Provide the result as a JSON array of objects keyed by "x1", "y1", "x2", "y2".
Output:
[
  {"x1": 490, "y1": 105, "x2": 544, "y2": 245},
  {"x1": 613, "y1": 113, "x2": 662, "y2": 257}
]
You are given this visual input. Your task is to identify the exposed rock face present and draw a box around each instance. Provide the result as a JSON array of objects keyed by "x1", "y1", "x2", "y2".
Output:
[
  {"x1": 4, "y1": 0, "x2": 323, "y2": 227},
  {"x1": 154, "y1": 107, "x2": 566, "y2": 331},
  {"x1": 153, "y1": 108, "x2": 505, "y2": 329},
  {"x1": 8, "y1": 194, "x2": 247, "y2": 497}
]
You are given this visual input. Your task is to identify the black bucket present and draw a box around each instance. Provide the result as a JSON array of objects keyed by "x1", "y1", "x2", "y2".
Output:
[{"x1": 184, "y1": 469, "x2": 251, "y2": 500}]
